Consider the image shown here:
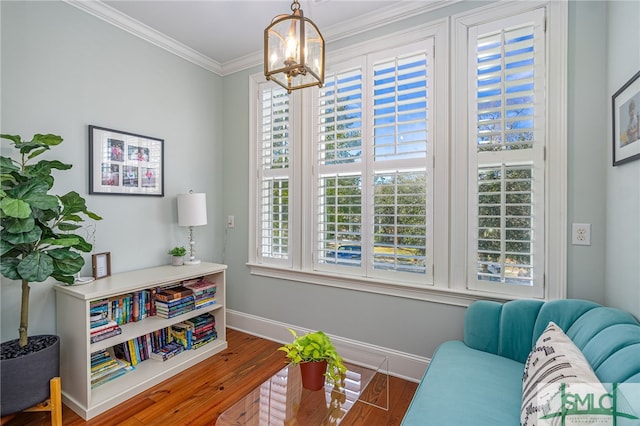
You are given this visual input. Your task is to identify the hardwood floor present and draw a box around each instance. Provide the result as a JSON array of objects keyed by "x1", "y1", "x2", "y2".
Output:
[{"x1": 1, "y1": 329, "x2": 417, "y2": 425}]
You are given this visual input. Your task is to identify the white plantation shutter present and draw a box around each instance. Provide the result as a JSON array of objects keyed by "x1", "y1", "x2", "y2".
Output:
[
  {"x1": 317, "y1": 173, "x2": 363, "y2": 266},
  {"x1": 317, "y1": 67, "x2": 364, "y2": 267},
  {"x1": 468, "y1": 9, "x2": 545, "y2": 297},
  {"x1": 371, "y1": 48, "x2": 431, "y2": 280},
  {"x1": 315, "y1": 42, "x2": 433, "y2": 284},
  {"x1": 318, "y1": 68, "x2": 363, "y2": 166},
  {"x1": 258, "y1": 84, "x2": 291, "y2": 264},
  {"x1": 372, "y1": 53, "x2": 429, "y2": 161},
  {"x1": 373, "y1": 170, "x2": 428, "y2": 275}
]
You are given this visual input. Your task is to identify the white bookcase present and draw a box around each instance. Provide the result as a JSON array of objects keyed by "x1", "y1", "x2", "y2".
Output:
[{"x1": 54, "y1": 262, "x2": 227, "y2": 420}]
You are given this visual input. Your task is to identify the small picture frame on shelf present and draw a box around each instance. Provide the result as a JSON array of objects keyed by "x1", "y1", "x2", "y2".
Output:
[{"x1": 92, "y1": 252, "x2": 111, "y2": 279}]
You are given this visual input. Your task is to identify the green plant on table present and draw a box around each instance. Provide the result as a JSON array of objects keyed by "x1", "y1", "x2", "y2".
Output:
[
  {"x1": 0, "y1": 133, "x2": 102, "y2": 347},
  {"x1": 168, "y1": 246, "x2": 187, "y2": 257},
  {"x1": 278, "y1": 329, "x2": 347, "y2": 387}
]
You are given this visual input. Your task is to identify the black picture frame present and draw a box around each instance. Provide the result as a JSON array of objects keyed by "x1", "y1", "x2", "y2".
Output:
[
  {"x1": 89, "y1": 125, "x2": 164, "y2": 195},
  {"x1": 612, "y1": 70, "x2": 640, "y2": 166}
]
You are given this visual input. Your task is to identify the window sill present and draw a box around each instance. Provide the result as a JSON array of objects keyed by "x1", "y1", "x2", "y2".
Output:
[{"x1": 246, "y1": 262, "x2": 537, "y2": 308}]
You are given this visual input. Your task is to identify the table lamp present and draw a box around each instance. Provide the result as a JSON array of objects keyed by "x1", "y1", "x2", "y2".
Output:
[{"x1": 177, "y1": 191, "x2": 207, "y2": 265}]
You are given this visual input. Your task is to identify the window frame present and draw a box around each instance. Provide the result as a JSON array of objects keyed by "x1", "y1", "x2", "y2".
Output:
[{"x1": 248, "y1": 0, "x2": 567, "y2": 306}]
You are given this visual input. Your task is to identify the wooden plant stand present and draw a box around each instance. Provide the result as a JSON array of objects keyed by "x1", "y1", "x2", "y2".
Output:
[{"x1": 21, "y1": 377, "x2": 62, "y2": 426}]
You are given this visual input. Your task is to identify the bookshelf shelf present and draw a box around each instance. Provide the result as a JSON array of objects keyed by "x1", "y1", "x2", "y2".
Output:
[
  {"x1": 55, "y1": 262, "x2": 227, "y2": 420},
  {"x1": 90, "y1": 302, "x2": 223, "y2": 352}
]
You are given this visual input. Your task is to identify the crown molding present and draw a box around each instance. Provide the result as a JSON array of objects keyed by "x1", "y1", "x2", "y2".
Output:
[
  {"x1": 65, "y1": 0, "x2": 459, "y2": 77},
  {"x1": 222, "y1": 0, "x2": 460, "y2": 75},
  {"x1": 221, "y1": 50, "x2": 263, "y2": 76},
  {"x1": 63, "y1": 0, "x2": 223, "y2": 75},
  {"x1": 322, "y1": 0, "x2": 456, "y2": 44}
]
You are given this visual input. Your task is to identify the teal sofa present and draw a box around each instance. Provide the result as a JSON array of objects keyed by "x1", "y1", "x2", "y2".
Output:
[{"x1": 401, "y1": 299, "x2": 640, "y2": 425}]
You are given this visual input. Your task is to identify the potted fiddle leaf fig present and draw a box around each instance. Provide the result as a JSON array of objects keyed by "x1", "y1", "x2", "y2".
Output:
[
  {"x1": 278, "y1": 329, "x2": 347, "y2": 391},
  {"x1": 0, "y1": 133, "x2": 102, "y2": 415}
]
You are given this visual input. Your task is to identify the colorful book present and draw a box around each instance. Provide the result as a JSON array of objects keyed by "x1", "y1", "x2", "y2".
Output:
[
  {"x1": 156, "y1": 286, "x2": 193, "y2": 302},
  {"x1": 150, "y1": 341, "x2": 184, "y2": 361},
  {"x1": 90, "y1": 327, "x2": 122, "y2": 343},
  {"x1": 184, "y1": 279, "x2": 217, "y2": 294}
]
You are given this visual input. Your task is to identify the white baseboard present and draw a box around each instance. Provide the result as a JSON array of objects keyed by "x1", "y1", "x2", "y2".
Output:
[{"x1": 226, "y1": 309, "x2": 429, "y2": 383}]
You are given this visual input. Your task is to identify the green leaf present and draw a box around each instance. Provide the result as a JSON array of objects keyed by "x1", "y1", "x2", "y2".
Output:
[
  {"x1": 14, "y1": 134, "x2": 62, "y2": 157},
  {"x1": 71, "y1": 234, "x2": 92, "y2": 252},
  {"x1": 0, "y1": 156, "x2": 19, "y2": 172},
  {"x1": 9, "y1": 179, "x2": 48, "y2": 199},
  {"x1": 27, "y1": 160, "x2": 72, "y2": 177},
  {"x1": 49, "y1": 248, "x2": 83, "y2": 275},
  {"x1": 17, "y1": 252, "x2": 55, "y2": 282},
  {"x1": 1, "y1": 225, "x2": 42, "y2": 245},
  {"x1": 61, "y1": 214, "x2": 83, "y2": 223},
  {"x1": 60, "y1": 191, "x2": 102, "y2": 221},
  {"x1": 86, "y1": 211, "x2": 102, "y2": 220},
  {"x1": 0, "y1": 197, "x2": 32, "y2": 219},
  {"x1": 59, "y1": 191, "x2": 88, "y2": 214},
  {"x1": 27, "y1": 148, "x2": 49, "y2": 160},
  {"x1": 40, "y1": 236, "x2": 80, "y2": 248},
  {"x1": 1, "y1": 134, "x2": 22, "y2": 144},
  {"x1": 25, "y1": 193, "x2": 60, "y2": 211},
  {"x1": 1, "y1": 216, "x2": 35, "y2": 233},
  {"x1": 51, "y1": 273, "x2": 75, "y2": 285},
  {"x1": 32, "y1": 134, "x2": 63, "y2": 147},
  {"x1": 0, "y1": 257, "x2": 21, "y2": 280},
  {"x1": 57, "y1": 222, "x2": 82, "y2": 231},
  {"x1": 0, "y1": 173, "x2": 17, "y2": 186}
]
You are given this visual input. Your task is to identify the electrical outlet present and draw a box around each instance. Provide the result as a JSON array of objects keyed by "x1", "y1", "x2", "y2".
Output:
[
  {"x1": 571, "y1": 223, "x2": 591, "y2": 246},
  {"x1": 227, "y1": 215, "x2": 235, "y2": 229}
]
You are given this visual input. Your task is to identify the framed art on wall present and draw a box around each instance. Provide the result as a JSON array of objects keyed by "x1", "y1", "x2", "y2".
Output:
[
  {"x1": 612, "y1": 70, "x2": 640, "y2": 166},
  {"x1": 89, "y1": 125, "x2": 164, "y2": 195}
]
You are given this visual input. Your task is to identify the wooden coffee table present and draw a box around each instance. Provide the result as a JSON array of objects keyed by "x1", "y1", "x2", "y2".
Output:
[{"x1": 216, "y1": 357, "x2": 388, "y2": 425}]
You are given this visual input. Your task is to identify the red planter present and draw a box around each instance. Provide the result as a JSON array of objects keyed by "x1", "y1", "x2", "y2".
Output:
[{"x1": 299, "y1": 360, "x2": 327, "y2": 391}]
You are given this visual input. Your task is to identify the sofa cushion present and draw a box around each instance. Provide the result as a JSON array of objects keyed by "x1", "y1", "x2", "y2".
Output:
[
  {"x1": 521, "y1": 322, "x2": 604, "y2": 426},
  {"x1": 402, "y1": 340, "x2": 524, "y2": 426},
  {"x1": 531, "y1": 300, "x2": 600, "y2": 344}
]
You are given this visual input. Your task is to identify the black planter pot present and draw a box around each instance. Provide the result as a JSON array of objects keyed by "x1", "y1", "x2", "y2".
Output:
[{"x1": 0, "y1": 335, "x2": 60, "y2": 416}]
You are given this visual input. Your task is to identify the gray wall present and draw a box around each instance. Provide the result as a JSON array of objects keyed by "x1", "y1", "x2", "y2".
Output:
[
  {"x1": 566, "y1": 1, "x2": 608, "y2": 303},
  {"x1": 0, "y1": 1, "x2": 224, "y2": 341},
  {"x1": 605, "y1": 1, "x2": 640, "y2": 317},
  {"x1": 2, "y1": 1, "x2": 638, "y2": 358}
]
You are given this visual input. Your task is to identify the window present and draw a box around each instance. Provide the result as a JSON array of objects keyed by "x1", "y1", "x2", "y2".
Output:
[
  {"x1": 466, "y1": 9, "x2": 546, "y2": 298},
  {"x1": 313, "y1": 42, "x2": 434, "y2": 286},
  {"x1": 249, "y1": 1, "x2": 567, "y2": 304}
]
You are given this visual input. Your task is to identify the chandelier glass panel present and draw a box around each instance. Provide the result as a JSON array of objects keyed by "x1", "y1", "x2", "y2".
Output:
[{"x1": 264, "y1": 0, "x2": 324, "y2": 93}]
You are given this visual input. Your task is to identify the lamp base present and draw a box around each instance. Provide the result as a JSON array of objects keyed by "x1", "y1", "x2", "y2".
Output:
[{"x1": 184, "y1": 259, "x2": 201, "y2": 265}]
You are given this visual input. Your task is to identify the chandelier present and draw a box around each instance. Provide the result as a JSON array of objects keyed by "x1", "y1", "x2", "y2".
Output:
[{"x1": 264, "y1": 0, "x2": 324, "y2": 93}]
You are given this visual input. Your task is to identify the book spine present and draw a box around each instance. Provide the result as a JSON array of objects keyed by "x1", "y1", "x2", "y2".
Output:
[
  {"x1": 90, "y1": 328, "x2": 123, "y2": 343},
  {"x1": 133, "y1": 292, "x2": 140, "y2": 322}
]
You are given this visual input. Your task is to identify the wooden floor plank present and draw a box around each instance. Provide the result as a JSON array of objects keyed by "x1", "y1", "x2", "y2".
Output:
[{"x1": 1, "y1": 329, "x2": 417, "y2": 425}]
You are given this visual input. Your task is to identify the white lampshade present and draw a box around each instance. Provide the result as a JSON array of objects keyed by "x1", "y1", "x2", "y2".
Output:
[{"x1": 177, "y1": 192, "x2": 207, "y2": 227}]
